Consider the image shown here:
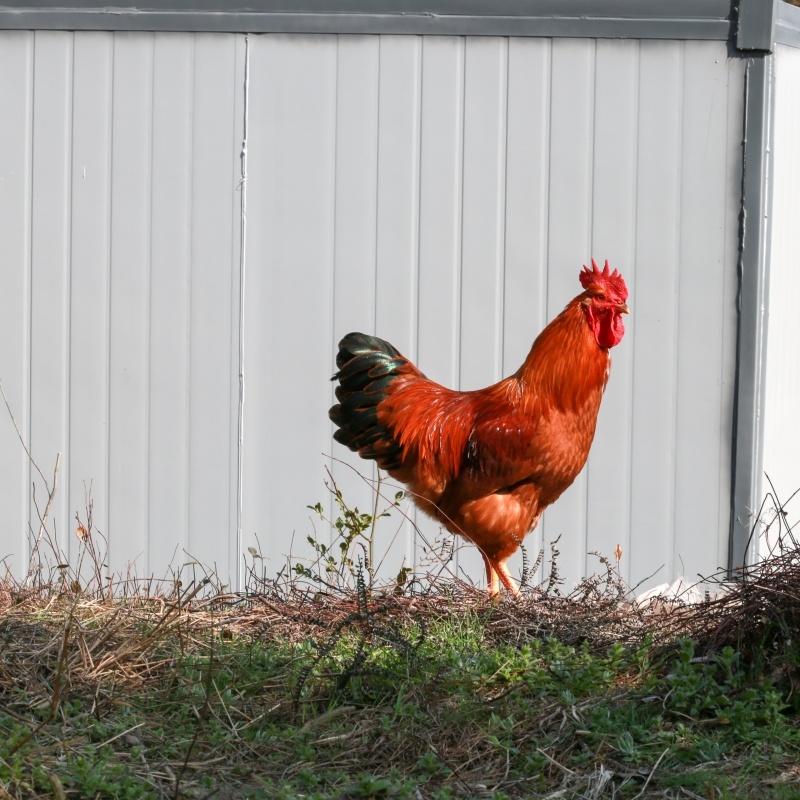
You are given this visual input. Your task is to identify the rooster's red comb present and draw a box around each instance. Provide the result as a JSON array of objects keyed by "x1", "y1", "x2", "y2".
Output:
[{"x1": 579, "y1": 259, "x2": 628, "y2": 300}]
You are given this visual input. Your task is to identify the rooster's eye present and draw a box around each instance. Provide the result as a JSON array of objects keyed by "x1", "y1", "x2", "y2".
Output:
[{"x1": 597, "y1": 293, "x2": 606, "y2": 300}]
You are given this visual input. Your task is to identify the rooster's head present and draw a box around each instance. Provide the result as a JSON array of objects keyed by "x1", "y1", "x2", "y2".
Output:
[{"x1": 579, "y1": 259, "x2": 629, "y2": 349}]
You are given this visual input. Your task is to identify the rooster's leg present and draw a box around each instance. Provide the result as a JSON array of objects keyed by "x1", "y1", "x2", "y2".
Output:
[
  {"x1": 484, "y1": 558, "x2": 502, "y2": 597},
  {"x1": 494, "y1": 560, "x2": 520, "y2": 596},
  {"x1": 483, "y1": 556, "x2": 519, "y2": 597}
]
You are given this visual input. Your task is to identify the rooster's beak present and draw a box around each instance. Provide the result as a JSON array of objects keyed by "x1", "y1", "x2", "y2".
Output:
[{"x1": 617, "y1": 304, "x2": 630, "y2": 315}]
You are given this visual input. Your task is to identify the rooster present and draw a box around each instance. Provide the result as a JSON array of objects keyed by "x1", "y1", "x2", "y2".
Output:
[{"x1": 329, "y1": 260, "x2": 629, "y2": 595}]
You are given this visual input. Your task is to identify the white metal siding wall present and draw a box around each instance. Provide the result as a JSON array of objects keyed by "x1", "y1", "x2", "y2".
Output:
[
  {"x1": 0, "y1": 30, "x2": 744, "y2": 592},
  {"x1": 0, "y1": 31, "x2": 243, "y2": 582},
  {"x1": 762, "y1": 45, "x2": 800, "y2": 553},
  {"x1": 241, "y1": 35, "x2": 744, "y2": 591}
]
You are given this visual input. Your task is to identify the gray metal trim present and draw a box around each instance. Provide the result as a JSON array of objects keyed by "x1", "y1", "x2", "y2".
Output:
[
  {"x1": 0, "y1": 0, "x2": 734, "y2": 37},
  {"x1": 730, "y1": 53, "x2": 774, "y2": 571},
  {"x1": 775, "y1": 2, "x2": 800, "y2": 48},
  {"x1": 736, "y1": 0, "x2": 777, "y2": 51}
]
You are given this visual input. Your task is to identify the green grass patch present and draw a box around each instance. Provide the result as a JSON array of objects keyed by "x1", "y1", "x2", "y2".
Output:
[{"x1": 1, "y1": 587, "x2": 800, "y2": 799}]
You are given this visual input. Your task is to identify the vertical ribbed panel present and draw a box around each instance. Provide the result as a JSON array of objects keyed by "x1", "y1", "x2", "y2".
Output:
[
  {"x1": 148, "y1": 34, "x2": 193, "y2": 572},
  {"x1": 763, "y1": 45, "x2": 800, "y2": 551},
  {"x1": 627, "y1": 42, "x2": 683, "y2": 588},
  {"x1": 70, "y1": 32, "x2": 112, "y2": 567},
  {"x1": 0, "y1": 32, "x2": 33, "y2": 576},
  {"x1": 108, "y1": 32, "x2": 154, "y2": 576},
  {"x1": 0, "y1": 30, "x2": 745, "y2": 592},
  {"x1": 188, "y1": 34, "x2": 241, "y2": 577},
  {"x1": 30, "y1": 32, "x2": 73, "y2": 562},
  {"x1": 240, "y1": 35, "x2": 337, "y2": 579},
  {"x1": 672, "y1": 42, "x2": 740, "y2": 578}
]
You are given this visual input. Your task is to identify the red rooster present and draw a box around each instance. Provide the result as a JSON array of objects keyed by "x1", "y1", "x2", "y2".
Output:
[{"x1": 329, "y1": 261, "x2": 629, "y2": 595}]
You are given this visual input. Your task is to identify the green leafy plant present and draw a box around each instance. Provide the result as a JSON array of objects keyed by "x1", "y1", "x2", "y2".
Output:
[{"x1": 300, "y1": 470, "x2": 405, "y2": 591}]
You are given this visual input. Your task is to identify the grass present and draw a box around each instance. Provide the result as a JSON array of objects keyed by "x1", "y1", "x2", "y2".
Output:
[
  {"x1": 1, "y1": 574, "x2": 800, "y2": 799},
  {"x1": 1, "y1": 460, "x2": 800, "y2": 798}
]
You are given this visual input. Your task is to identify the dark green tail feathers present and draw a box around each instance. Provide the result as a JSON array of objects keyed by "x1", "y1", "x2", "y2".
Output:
[{"x1": 329, "y1": 332, "x2": 407, "y2": 471}]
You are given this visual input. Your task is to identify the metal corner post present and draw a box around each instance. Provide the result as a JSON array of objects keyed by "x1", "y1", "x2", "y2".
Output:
[
  {"x1": 729, "y1": 49, "x2": 775, "y2": 570},
  {"x1": 736, "y1": 0, "x2": 778, "y2": 51}
]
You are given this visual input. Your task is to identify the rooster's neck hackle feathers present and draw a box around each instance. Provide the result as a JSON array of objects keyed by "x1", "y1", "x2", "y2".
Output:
[{"x1": 516, "y1": 298, "x2": 610, "y2": 412}]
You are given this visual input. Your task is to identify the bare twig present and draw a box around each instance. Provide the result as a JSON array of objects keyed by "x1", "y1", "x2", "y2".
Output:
[
  {"x1": 0, "y1": 380, "x2": 49, "y2": 487},
  {"x1": 25, "y1": 453, "x2": 63, "y2": 587},
  {"x1": 0, "y1": 380, "x2": 65, "y2": 587}
]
